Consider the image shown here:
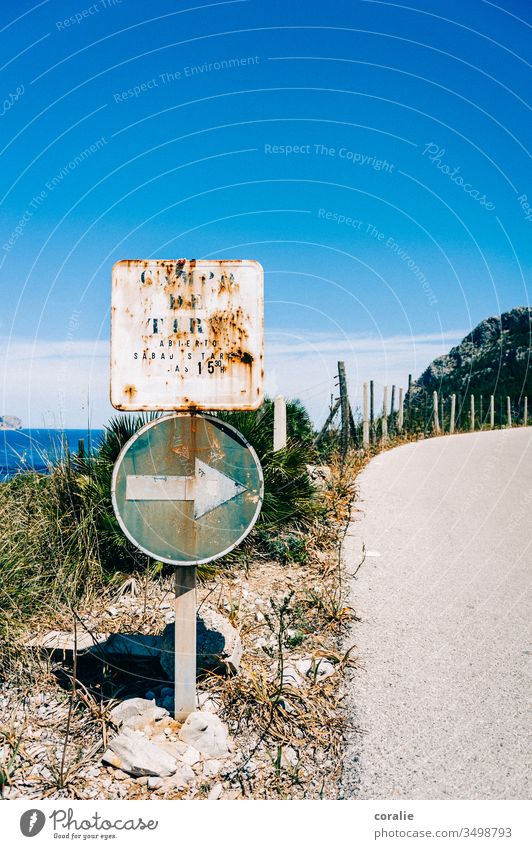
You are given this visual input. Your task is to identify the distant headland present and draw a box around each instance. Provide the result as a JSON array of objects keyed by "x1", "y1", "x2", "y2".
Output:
[{"x1": 0, "y1": 416, "x2": 22, "y2": 431}]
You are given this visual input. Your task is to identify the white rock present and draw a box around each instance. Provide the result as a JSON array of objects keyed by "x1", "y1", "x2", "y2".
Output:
[
  {"x1": 122, "y1": 708, "x2": 169, "y2": 733},
  {"x1": 159, "y1": 740, "x2": 188, "y2": 759},
  {"x1": 281, "y1": 746, "x2": 299, "y2": 768},
  {"x1": 196, "y1": 691, "x2": 220, "y2": 714},
  {"x1": 102, "y1": 728, "x2": 177, "y2": 777},
  {"x1": 178, "y1": 712, "x2": 229, "y2": 758},
  {"x1": 295, "y1": 657, "x2": 335, "y2": 680},
  {"x1": 110, "y1": 698, "x2": 167, "y2": 726},
  {"x1": 208, "y1": 783, "x2": 223, "y2": 800},
  {"x1": 182, "y1": 746, "x2": 201, "y2": 767},
  {"x1": 147, "y1": 776, "x2": 163, "y2": 790},
  {"x1": 179, "y1": 764, "x2": 195, "y2": 782},
  {"x1": 203, "y1": 759, "x2": 222, "y2": 778},
  {"x1": 281, "y1": 666, "x2": 303, "y2": 687}
]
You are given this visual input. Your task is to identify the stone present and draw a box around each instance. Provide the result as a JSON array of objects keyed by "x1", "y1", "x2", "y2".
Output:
[
  {"x1": 178, "y1": 712, "x2": 229, "y2": 758},
  {"x1": 109, "y1": 698, "x2": 167, "y2": 727},
  {"x1": 295, "y1": 657, "x2": 335, "y2": 681},
  {"x1": 179, "y1": 764, "x2": 195, "y2": 782},
  {"x1": 182, "y1": 746, "x2": 201, "y2": 767},
  {"x1": 102, "y1": 728, "x2": 177, "y2": 777},
  {"x1": 164, "y1": 770, "x2": 190, "y2": 790},
  {"x1": 281, "y1": 746, "x2": 299, "y2": 768},
  {"x1": 306, "y1": 464, "x2": 331, "y2": 487},
  {"x1": 208, "y1": 783, "x2": 223, "y2": 800},
  {"x1": 27, "y1": 630, "x2": 105, "y2": 652},
  {"x1": 147, "y1": 776, "x2": 163, "y2": 790},
  {"x1": 121, "y1": 708, "x2": 168, "y2": 733},
  {"x1": 203, "y1": 759, "x2": 222, "y2": 778},
  {"x1": 96, "y1": 633, "x2": 161, "y2": 660},
  {"x1": 158, "y1": 740, "x2": 188, "y2": 759},
  {"x1": 281, "y1": 666, "x2": 303, "y2": 687},
  {"x1": 160, "y1": 608, "x2": 242, "y2": 678},
  {"x1": 196, "y1": 691, "x2": 220, "y2": 714}
]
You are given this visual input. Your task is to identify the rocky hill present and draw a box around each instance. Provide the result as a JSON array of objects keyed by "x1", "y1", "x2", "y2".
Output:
[
  {"x1": 0, "y1": 415, "x2": 22, "y2": 431},
  {"x1": 410, "y1": 307, "x2": 531, "y2": 403}
]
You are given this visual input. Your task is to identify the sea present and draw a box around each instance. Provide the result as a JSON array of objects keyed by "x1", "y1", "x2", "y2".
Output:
[{"x1": 0, "y1": 429, "x2": 104, "y2": 479}]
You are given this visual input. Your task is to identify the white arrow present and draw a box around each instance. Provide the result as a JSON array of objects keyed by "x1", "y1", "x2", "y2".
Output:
[{"x1": 125, "y1": 458, "x2": 247, "y2": 520}]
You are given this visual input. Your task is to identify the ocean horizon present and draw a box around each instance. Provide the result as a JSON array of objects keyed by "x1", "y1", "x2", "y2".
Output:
[{"x1": 0, "y1": 429, "x2": 104, "y2": 479}]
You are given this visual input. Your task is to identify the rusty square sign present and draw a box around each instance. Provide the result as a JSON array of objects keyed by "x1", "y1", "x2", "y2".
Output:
[{"x1": 111, "y1": 259, "x2": 264, "y2": 411}]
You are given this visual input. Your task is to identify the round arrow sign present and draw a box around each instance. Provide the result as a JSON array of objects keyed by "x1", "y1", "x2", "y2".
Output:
[{"x1": 111, "y1": 413, "x2": 263, "y2": 565}]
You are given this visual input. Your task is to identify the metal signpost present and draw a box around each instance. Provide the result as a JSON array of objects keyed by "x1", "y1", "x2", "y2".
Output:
[
  {"x1": 110, "y1": 259, "x2": 264, "y2": 720},
  {"x1": 111, "y1": 259, "x2": 264, "y2": 411}
]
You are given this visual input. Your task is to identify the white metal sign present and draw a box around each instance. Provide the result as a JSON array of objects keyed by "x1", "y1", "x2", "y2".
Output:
[{"x1": 111, "y1": 259, "x2": 264, "y2": 411}]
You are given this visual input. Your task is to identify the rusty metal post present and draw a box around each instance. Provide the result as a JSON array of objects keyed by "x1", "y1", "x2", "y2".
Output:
[
  {"x1": 338, "y1": 362, "x2": 349, "y2": 457},
  {"x1": 174, "y1": 566, "x2": 197, "y2": 721},
  {"x1": 273, "y1": 394, "x2": 287, "y2": 451}
]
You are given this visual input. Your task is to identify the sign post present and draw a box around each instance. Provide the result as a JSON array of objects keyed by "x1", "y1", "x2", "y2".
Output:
[
  {"x1": 174, "y1": 567, "x2": 196, "y2": 721},
  {"x1": 110, "y1": 259, "x2": 264, "y2": 720}
]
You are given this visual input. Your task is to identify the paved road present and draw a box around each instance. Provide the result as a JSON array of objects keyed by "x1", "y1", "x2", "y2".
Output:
[{"x1": 340, "y1": 428, "x2": 532, "y2": 799}]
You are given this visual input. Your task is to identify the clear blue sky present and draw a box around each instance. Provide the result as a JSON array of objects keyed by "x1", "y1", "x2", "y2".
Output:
[{"x1": 0, "y1": 0, "x2": 530, "y2": 426}]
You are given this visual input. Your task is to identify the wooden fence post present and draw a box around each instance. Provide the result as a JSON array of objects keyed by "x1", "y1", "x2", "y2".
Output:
[
  {"x1": 407, "y1": 373, "x2": 412, "y2": 431},
  {"x1": 362, "y1": 382, "x2": 370, "y2": 448},
  {"x1": 507, "y1": 396, "x2": 512, "y2": 427},
  {"x1": 273, "y1": 394, "x2": 287, "y2": 451},
  {"x1": 314, "y1": 399, "x2": 340, "y2": 447},
  {"x1": 470, "y1": 394, "x2": 475, "y2": 432},
  {"x1": 433, "y1": 390, "x2": 440, "y2": 433},
  {"x1": 490, "y1": 395, "x2": 494, "y2": 429},
  {"x1": 450, "y1": 394, "x2": 456, "y2": 434},
  {"x1": 398, "y1": 387, "x2": 404, "y2": 432},
  {"x1": 382, "y1": 385, "x2": 388, "y2": 443},
  {"x1": 338, "y1": 362, "x2": 349, "y2": 456},
  {"x1": 370, "y1": 380, "x2": 375, "y2": 443}
]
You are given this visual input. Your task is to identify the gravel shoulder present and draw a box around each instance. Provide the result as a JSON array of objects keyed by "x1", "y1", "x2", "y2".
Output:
[{"x1": 340, "y1": 428, "x2": 532, "y2": 799}]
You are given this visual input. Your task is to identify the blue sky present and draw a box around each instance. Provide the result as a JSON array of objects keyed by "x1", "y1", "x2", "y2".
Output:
[{"x1": 0, "y1": 0, "x2": 530, "y2": 426}]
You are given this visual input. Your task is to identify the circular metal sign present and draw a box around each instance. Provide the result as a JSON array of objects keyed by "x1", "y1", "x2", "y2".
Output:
[{"x1": 111, "y1": 413, "x2": 263, "y2": 566}]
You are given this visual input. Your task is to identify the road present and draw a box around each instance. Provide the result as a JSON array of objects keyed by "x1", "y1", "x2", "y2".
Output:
[{"x1": 340, "y1": 427, "x2": 532, "y2": 799}]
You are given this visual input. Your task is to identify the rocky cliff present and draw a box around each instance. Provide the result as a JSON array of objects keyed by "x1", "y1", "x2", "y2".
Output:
[{"x1": 410, "y1": 307, "x2": 531, "y2": 402}]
